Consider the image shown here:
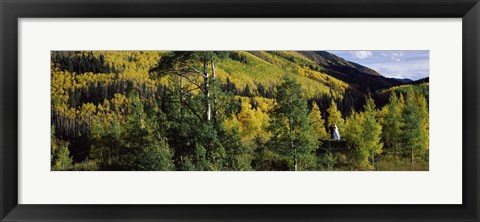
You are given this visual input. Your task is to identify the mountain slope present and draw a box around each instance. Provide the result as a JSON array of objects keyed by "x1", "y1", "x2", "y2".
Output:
[
  {"x1": 215, "y1": 51, "x2": 352, "y2": 99},
  {"x1": 297, "y1": 51, "x2": 404, "y2": 91},
  {"x1": 52, "y1": 50, "x2": 409, "y2": 114},
  {"x1": 215, "y1": 50, "x2": 408, "y2": 101}
]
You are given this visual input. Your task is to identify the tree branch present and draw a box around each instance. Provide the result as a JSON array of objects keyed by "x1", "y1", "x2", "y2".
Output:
[
  {"x1": 183, "y1": 98, "x2": 204, "y2": 122},
  {"x1": 174, "y1": 72, "x2": 206, "y2": 94},
  {"x1": 185, "y1": 86, "x2": 202, "y2": 93},
  {"x1": 185, "y1": 66, "x2": 206, "y2": 78}
]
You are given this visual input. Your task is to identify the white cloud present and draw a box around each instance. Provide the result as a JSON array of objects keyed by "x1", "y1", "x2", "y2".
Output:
[
  {"x1": 381, "y1": 52, "x2": 404, "y2": 62},
  {"x1": 369, "y1": 58, "x2": 429, "y2": 80},
  {"x1": 350, "y1": 51, "x2": 372, "y2": 59},
  {"x1": 390, "y1": 52, "x2": 404, "y2": 62}
]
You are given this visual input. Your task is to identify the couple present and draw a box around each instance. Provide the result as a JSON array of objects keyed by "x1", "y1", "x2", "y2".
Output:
[{"x1": 330, "y1": 123, "x2": 341, "y2": 140}]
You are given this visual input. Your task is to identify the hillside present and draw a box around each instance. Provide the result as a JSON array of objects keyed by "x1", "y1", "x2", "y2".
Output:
[
  {"x1": 215, "y1": 51, "x2": 408, "y2": 95},
  {"x1": 50, "y1": 50, "x2": 415, "y2": 131},
  {"x1": 215, "y1": 51, "x2": 351, "y2": 99},
  {"x1": 50, "y1": 50, "x2": 429, "y2": 171},
  {"x1": 375, "y1": 80, "x2": 429, "y2": 107},
  {"x1": 297, "y1": 51, "x2": 405, "y2": 91}
]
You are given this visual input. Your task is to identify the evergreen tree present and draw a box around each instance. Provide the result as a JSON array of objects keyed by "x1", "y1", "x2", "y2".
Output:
[
  {"x1": 222, "y1": 125, "x2": 252, "y2": 171},
  {"x1": 151, "y1": 51, "x2": 229, "y2": 124},
  {"x1": 224, "y1": 77, "x2": 237, "y2": 94},
  {"x1": 242, "y1": 84, "x2": 252, "y2": 97},
  {"x1": 164, "y1": 87, "x2": 227, "y2": 171},
  {"x1": 90, "y1": 93, "x2": 174, "y2": 170},
  {"x1": 123, "y1": 94, "x2": 174, "y2": 171},
  {"x1": 268, "y1": 76, "x2": 317, "y2": 171},
  {"x1": 257, "y1": 83, "x2": 266, "y2": 97},
  {"x1": 90, "y1": 117, "x2": 122, "y2": 168}
]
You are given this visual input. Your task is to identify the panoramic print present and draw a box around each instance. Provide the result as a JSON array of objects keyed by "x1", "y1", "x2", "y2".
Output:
[{"x1": 51, "y1": 50, "x2": 429, "y2": 171}]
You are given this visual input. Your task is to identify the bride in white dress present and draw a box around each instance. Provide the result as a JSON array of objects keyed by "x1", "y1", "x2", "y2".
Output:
[{"x1": 333, "y1": 123, "x2": 341, "y2": 140}]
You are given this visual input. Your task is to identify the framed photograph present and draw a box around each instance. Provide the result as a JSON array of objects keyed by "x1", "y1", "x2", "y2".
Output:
[{"x1": 1, "y1": 0, "x2": 479, "y2": 221}]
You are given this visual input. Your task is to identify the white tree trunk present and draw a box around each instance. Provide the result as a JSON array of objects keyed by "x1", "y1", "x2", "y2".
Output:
[
  {"x1": 211, "y1": 60, "x2": 216, "y2": 78},
  {"x1": 204, "y1": 61, "x2": 211, "y2": 122},
  {"x1": 211, "y1": 61, "x2": 217, "y2": 122}
]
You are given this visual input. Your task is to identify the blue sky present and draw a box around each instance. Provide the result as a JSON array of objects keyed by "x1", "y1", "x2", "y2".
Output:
[{"x1": 327, "y1": 50, "x2": 429, "y2": 80}]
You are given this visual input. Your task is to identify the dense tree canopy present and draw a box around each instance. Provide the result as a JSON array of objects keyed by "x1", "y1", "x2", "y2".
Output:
[{"x1": 50, "y1": 51, "x2": 429, "y2": 171}]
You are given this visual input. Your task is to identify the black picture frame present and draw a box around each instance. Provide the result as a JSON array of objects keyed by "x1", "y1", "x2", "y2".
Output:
[{"x1": 1, "y1": 0, "x2": 479, "y2": 221}]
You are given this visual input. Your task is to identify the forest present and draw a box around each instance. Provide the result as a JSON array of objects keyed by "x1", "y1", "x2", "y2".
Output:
[{"x1": 51, "y1": 51, "x2": 429, "y2": 171}]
